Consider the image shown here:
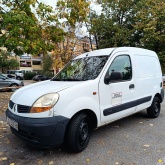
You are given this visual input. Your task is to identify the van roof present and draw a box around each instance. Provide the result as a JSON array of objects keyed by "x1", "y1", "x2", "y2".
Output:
[
  {"x1": 74, "y1": 47, "x2": 156, "y2": 59},
  {"x1": 75, "y1": 48, "x2": 115, "y2": 59}
]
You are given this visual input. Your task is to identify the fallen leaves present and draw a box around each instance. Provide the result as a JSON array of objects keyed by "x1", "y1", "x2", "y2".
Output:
[
  {"x1": 0, "y1": 135, "x2": 4, "y2": 138},
  {"x1": 37, "y1": 159, "x2": 43, "y2": 165},
  {"x1": 158, "y1": 159, "x2": 163, "y2": 163},
  {"x1": 0, "y1": 157, "x2": 8, "y2": 161},
  {"x1": 107, "y1": 150, "x2": 113, "y2": 154},
  {"x1": 98, "y1": 139, "x2": 105, "y2": 145},
  {"x1": 143, "y1": 144, "x2": 150, "y2": 147},
  {"x1": 0, "y1": 92, "x2": 13, "y2": 115},
  {"x1": 49, "y1": 161, "x2": 54, "y2": 165},
  {"x1": 0, "y1": 121, "x2": 9, "y2": 134}
]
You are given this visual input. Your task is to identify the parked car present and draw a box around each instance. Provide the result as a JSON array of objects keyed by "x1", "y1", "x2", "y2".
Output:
[
  {"x1": 32, "y1": 75, "x2": 51, "y2": 81},
  {"x1": 0, "y1": 74, "x2": 24, "y2": 92},
  {"x1": 6, "y1": 70, "x2": 24, "y2": 80},
  {"x1": 163, "y1": 74, "x2": 165, "y2": 83}
]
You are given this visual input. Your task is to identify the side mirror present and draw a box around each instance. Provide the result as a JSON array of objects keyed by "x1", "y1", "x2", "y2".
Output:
[{"x1": 104, "y1": 72, "x2": 123, "y2": 84}]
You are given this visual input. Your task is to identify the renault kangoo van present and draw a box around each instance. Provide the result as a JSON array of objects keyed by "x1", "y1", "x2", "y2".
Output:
[{"x1": 6, "y1": 47, "x2": 164, "y2": 152}]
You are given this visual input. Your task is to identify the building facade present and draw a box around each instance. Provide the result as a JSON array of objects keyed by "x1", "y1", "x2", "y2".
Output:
[{"x1": 18, "y1": 54, "x2": 43, "y2": 72}]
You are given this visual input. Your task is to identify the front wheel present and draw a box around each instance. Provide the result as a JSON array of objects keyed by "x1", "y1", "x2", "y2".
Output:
[
  {"x1": 66, "y1": 113, "x2": 91, "y2": 152},
  {"x1": 147, "y1": 96, "x2": 160, "y2": 118},
  {"x1": 10, "y1": 84, "x2": 18, "y2": 92}
]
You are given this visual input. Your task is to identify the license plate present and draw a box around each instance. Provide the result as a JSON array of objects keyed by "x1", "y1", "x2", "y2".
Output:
[{"x1": 7, "y1": 117, "x2": 18, "y2": 131}]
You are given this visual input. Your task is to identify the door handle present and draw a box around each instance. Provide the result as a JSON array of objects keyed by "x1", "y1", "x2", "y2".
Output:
[{"x1": 129, "y1": 84, "x2": 135, "y2": 89}]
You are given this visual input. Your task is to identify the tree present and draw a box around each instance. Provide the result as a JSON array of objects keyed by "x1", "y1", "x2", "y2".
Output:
[
  {"x1": 0, "y1": 0, "x2": 65, "y2": 57},
  {"x1": 0, "y1": 0, "x2": 91, "y2": 72},
  {"x1": 42, "y1": 54, "x2": 53, "y2": 73},
  {"x1": 56, "y1": 0, "x2": 90, "y2": 28},
  {"x1": 85, "y1": 0, "x2": 165, "y2": 71},
  {"x1": 86, "y1": 0, "x2": 140, "y2": 48},
  {"x1": 134, "y1": 0, "x2": 165, "y2": 71},
  {"x1": 0, "y1": 50, "x2": 19, "y2": 72},
  {"x1": 51, "y1": 0, "x2": 91, "y2": 71}
]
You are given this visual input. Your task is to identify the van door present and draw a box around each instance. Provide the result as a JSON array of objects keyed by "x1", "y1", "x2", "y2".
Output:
[{"x1": 99, "y1": 53, "x2": 136, "y2": 123}]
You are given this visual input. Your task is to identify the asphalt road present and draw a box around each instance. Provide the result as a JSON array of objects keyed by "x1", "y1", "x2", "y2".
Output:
[{"x1": 0, "y1": 85, "x2": 165, "y2": 165}]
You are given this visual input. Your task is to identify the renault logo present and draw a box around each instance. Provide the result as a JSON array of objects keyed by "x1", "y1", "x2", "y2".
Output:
[{"x1": 13, "y1": 104, "x2": 17, "y2": 112}]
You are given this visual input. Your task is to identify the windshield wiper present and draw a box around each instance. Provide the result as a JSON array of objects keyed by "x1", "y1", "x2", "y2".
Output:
[
  {"x1": 51, "y1": 78, "x2": 82, "y2": 81},
  {"x1": 51, "y1": 78, "x2": 61, "y2": 81},
  {"x1": 61, "y1": 78, "x2": 81, "y2": 81}
]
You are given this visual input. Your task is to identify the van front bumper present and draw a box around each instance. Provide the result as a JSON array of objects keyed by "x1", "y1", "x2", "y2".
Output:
[{"x1": 6, "y1": 109, "x2": 69, "y2": 148}]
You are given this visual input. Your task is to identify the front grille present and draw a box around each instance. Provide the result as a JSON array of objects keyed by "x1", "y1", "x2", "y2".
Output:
[
  {"x1": 17, "y1": 104, "x2": 30, "y2": 113},
  {"x1": 9, "y1": 100, "x2": 30, "y2": 113}
]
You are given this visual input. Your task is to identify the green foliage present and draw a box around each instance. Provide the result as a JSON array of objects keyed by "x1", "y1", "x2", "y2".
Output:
[
  {"x1": 0, "y1": 0, "x2": 65, "y2": 57},
  {"x1": 0, "y1": 0, "x2": 90, "y2": 71},
  {"x1": 24, "y1": 72, "x2": 36, "y2": 80},
  {"x1": 134, "y1": 0, "x2": 165, "y2": 59},
  {"x1": 24, "y1": 70, "x2": 54, "y2": 80},
  {"x1": 57, "y1": 0, "x2": 90, "y2": 27},
  {"x1": 86, "y1": 0, "x2": 165, "y2": 69},
  {"x1": 1, "y1": 0, "x2": 165, "y2": 72},
  {"x1": 87, "y1": 0, "x2": 140, "y2": 48},
  {"x1": 42, "y1": 55, "x2": 53, "y2": 72},
  {"x1": 8, "y1": 59, "x2": 19, "y2": 68},
  {"x1": 0, "y1": 50, "x2": 19, "y2": 72}
]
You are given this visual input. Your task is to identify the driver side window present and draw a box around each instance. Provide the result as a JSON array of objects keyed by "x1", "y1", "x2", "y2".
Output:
[{"x1": 107, "y1": 55, "x2": 132, "y2": 81}]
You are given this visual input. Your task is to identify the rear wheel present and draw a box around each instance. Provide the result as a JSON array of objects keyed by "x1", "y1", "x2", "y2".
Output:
[
  {"x1": 66, "y1": 113, "x2": 91, "y2": 152},
  {"x1": 147, "y1": 96, "x2": 160, "y2": 118},
  {"x1": 10, "y1": 84, "x2": 19, "y2": 92}
]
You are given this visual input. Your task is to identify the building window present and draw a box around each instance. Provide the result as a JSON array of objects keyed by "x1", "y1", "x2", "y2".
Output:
[
  {"x1": 20, "y1": 61, "x2": 31, "y2": 67},
  {"x1": 32, "y1": 61, "x2": 41, "y2": 65}
]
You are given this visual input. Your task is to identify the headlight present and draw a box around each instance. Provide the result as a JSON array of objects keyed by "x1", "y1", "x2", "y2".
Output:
[{"x1": 30, "y1": 93, "x2": 59, "y2": 113}]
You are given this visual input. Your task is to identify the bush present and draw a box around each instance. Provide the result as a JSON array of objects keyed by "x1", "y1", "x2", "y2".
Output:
[
  {"x1": 24, "y1": 70, "x2": 54, "y2": 80},
  {"x1": 24, "y1": 72, "x2": 36, "y2": 80},
  {"x1": 35, "y1": 70, "x2": 54, "y2": 77}
]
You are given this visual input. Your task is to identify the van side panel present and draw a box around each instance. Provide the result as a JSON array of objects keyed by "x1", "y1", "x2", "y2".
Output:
[{"x1": 134, "y1": 54, "x2": 162, "y2": 112}]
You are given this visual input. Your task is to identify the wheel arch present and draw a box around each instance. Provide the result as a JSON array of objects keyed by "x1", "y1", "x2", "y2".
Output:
[
  {"x1": 9, "y1": 83, "x2": 19, "y2": 87},
  {"x1": 67, "y1": 109, "x2": 98, "y2": 130}
]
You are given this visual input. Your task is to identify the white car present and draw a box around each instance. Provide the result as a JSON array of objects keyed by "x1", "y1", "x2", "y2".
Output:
[
  {"x1": 6, "y1": 47, "x2": 164, "y2": 152},
  {"x1": 6, "y1": 70, "x2": 24, "y2": 80}
]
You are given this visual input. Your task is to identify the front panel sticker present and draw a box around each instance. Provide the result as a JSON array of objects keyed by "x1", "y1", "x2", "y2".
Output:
[{"x1": 111, "y1": 92, "x2": 122, "y2": 106}]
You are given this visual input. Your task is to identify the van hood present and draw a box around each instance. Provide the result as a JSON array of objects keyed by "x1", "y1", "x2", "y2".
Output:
[{"x1": 11, "y1": 80, "x2": 81, "y2": 106}]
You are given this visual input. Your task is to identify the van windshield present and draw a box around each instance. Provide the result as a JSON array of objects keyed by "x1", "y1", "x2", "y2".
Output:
[{"x1": 52, "y1": 56, "x2": 109, "y2": 81}]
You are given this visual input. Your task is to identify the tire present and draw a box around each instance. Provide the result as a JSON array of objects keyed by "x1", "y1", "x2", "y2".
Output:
[
  {"x1": 66, "y1": 113, "x2": 91, "y2": 153},
  {"x1": 147, "y1": 96, "x2": 160, "y2": 118},
  {"x1": 10, "y1": 84, "x2": 19, "y2": 92}
]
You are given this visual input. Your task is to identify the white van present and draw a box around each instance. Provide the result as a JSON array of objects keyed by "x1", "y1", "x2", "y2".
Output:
[{"x1": 6, "y1": 47, "x2": 164, "y2": 152}]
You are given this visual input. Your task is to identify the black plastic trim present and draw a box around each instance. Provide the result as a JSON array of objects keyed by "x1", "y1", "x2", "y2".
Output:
[
  {"x1": 6, "y1": 109, "x2": 69, "y2": 148},
  {"x1": 103, "y1": 96, "x2": 152, "y2": 116},
  {"x1": 161, "y1": 89, "x2": 164, "y2": 102}
]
